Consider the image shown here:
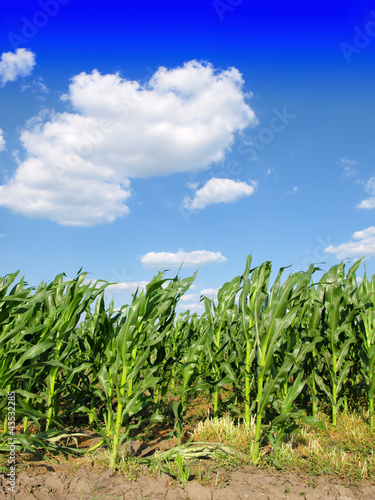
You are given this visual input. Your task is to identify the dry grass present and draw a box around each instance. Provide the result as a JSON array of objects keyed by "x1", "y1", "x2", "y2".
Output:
[
  {"x1": 271, "y1": 411, "x2": 375, "y2": 481},
  {"x1": 190, "y1": 413, "x2": 257, "y2": 457},
  {"x1": 188, "y1": 408, "x2": 375, "y2": 481}
]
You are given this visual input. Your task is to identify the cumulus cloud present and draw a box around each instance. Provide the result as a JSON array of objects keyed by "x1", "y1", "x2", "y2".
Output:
[
  {"x1": 0, "y1": 128, "x2": 5, "y2": 152},
  {"x1": 179, "y1": 293, "x2": 199, "y2": 302},
  {"x1": 0, "y1": 49, "x2": 35, "y2": 86},
  {"x1": 357, "y1": 177, "x2": 375, "y2": 210},
  {"x1": 337, "y1": 157, "x2": 358, "y2": 177},
  {"x1": 359, "y1": 198, "x2": 375, "y2": 209},
  {"x1": 200, "y1": 288, "x2": 219, "y2": 298},
  {"x1": 324, "y1": 226, "x2": 375, "y2": 259},
  {"x1": 183, "y1": 177, "x2": 257, "y2": 210},
  {"x1": 179, "y1": 303, "x2": 205, "y2": 313},
  {"x1": 0, "y1": 61, "x2": 256, "y2": 226},
  {"x1": 106, "y1": 281, "x2": 148, "y2": 294},
  {"x1": 176, "y1": 288, "x2": 221, "y2": 314},
  {"x1": 141, "y1": 250, "x2": 227, "y2": 268}
]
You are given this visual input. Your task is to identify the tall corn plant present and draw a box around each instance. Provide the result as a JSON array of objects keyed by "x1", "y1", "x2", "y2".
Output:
[
  {"x1": 251, "y1": 267, "x2": 309, "y2": 462},
  {"x1": 146, "y1": 273, "x2": 198, "y2": 411},
  {"x1": 298, "y1": 278, "x2": 324, "y2": 417},
  {"x1": 238, "y1": 256, "x2": 271, "y2": 426},
  {"x1": 0, "y1": 277, "x2": 58, "y2": 433},
  {"x1": 78, "y1": 291, "x2": 125, "y2": 435},
  {"x1": 174, "y1": 320, "x2": 211, "y2": 444},
  {"x1": 1, "y1": 271, "x2": 110, "y2": 435},
  {"x1": 0, "y1": 272, "x2": 34, "y2": 432},
  {"x1": 358, "y1": 273, "x2": 375, "y2": 427},
  {"x1": 107, "y1": 271, "x2": 196, "y2": 470},
  {"x1": 163, "y1": 311, "x2": 191, "y2": 391},
  {"x1": 41, "y1": 272, "x2": 109, "y2": 430},
  {"x1": 267, "y1": 265, "x2": 324, "y2": 454},
  {"x1": 283, "y1": 264, "x2": 324, "y2": 417},
  {"x1": 314, "y1": 262, "x2": 360, "y2": 424},
  {"x1": 202, "y1": 275, "x2": 242, "y2": 417}
]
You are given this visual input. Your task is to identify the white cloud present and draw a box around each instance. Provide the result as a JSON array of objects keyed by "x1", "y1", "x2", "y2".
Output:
[
  {"x1": 337, "y1": 157, "x2": 358, "y2": 177},
  {"x1": 358, "y1": 198, "x2": 375, "y2": 209},
  {"x1": 0, "y1": 128, "x2": 5, "y2": 152},
  {"x1": 324, "y1": 226, "x2": 375, "y2": 259},
  {"x1": 0, "y1": 49, "x2": 36, "y2": 86},
  {"x1": 179, "y1": 303, "x2": 205, "y2": 313},
  {"x1": 286, "y1": 186, "x2": 298, "y2": 195},
  {"x1": 0, "y1": 61, "x2": 257, "y2": 226},
  {"x1": 200, "y1": 288, "x2": 219, "y2": 298},
  {"x1": 106, "y1": 281, "x2": 148, "y2": 294},
  {"x1": 141, "y1": 250, "x2": 227, "y2": 268},
  {"x1": 179, "y1": 293, "x2": 199, "y2": 302},
  {"x1": 352, "y1": 227, "x2": 375, "y2": 239},
  {"x1": 183, "y1": 177, "x2": 257, "y2": 210},
  {"x1": 357, "y1": 177, "x2": 375, "y2": 209}
]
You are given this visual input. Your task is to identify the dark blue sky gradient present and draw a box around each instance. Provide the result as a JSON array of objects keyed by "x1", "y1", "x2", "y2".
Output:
[{"x1": 2, "y1": 1, "x2": 374, "y2": 65}]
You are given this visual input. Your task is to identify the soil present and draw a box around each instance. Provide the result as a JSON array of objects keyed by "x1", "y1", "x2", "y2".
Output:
[
  {"x1": 1, "y1": 461, "x2": 375, "y2": 500},
  {"x1": 2, "y1": 410, "x2": 374, "y2": 500}
]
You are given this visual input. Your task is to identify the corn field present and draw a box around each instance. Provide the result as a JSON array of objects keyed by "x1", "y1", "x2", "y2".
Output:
[{"x1": 0, "y1": 256, "x2": 374, "y2": 469}]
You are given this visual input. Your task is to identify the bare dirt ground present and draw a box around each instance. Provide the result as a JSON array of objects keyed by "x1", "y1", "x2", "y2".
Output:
[
  {"x1": 2, "y1": 461, "x2": 375, "y2": 500},
  {"x1": 2, "y1": 415, "x2": 374, "y2": 500}
]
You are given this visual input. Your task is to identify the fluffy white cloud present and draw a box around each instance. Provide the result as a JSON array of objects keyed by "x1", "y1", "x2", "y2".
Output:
[
  {"x1": 0, "y1": 49, "x2": 35, "y2": 86},
  {"x1": 179, "y1": 293, "x2": 199, "y2": 302},
  {"x1": 358, "y1": 198, "x2": 375, "y2": 209},
  {"x1": 357, "y1": 177, "x2": 375, "y2": 209},
  {"x1": 0, "y1": 61, "x2": 256, "y2": 226},
  {"x1": 176, "y1": 289, "x2": 221, "y2": 313},
  {"x1": 183, "y1": 177, "x2": 257, "y2": 210},
  {"x1": 324, "y1": 226, "x2": 375, "y2": 259},
  {"x1": 141, "y1": 250, "x2": 227, "y2": 268},
  {"x1": 179, "y1": 303, "x2": 205, "y2": 313},
  {"x1": 106, "y1": 281, "x2": 148, "y2": 294},
  {"x1": 0, "y1": 128, "x2": 5, "y2": 152},
  {"x1": 200, "y1": 288, "x2": 219, "y2": 298}
]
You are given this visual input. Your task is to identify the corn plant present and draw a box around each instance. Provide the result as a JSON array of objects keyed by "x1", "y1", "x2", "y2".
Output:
[
  {"x1": 358, "y1": 274, "x2": 375, "y2": 427},
  {"x1": 251, "y1": 268, "x2": 307, "y2": 462},
  {"x1": 1, "y1": 255, "x2": 374, "y2": 466},
  {"x1": 297, "y1": 278, "x2": 324, "y2": 417},
  {"x1": 202, "y1": 275, "x2": 241, "y2": 417},
  {"x1": 238, "y1": 257, "x2": 271, "y2": 425},
  {"x1": 173, "y1": 321, "x2": 211, "y2": 444},
  {"x1": 314, "y1": 262, "x2": 360, "y2": 424},
  {"x1": 104, "y1": 271, "x2": 196, "y2": 469}
]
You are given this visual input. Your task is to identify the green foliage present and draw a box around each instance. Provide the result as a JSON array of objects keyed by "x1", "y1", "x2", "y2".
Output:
[{"x1": 0, "y1": 255, "x2": 374, "y2": 470}]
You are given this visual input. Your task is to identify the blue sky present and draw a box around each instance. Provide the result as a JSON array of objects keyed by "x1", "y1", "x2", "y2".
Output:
[{"x1": 1, "y1": 0, "x2": 375, "y2": 312}]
